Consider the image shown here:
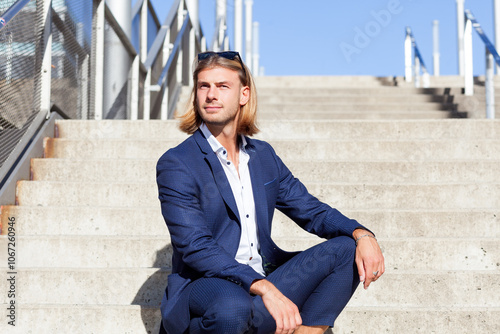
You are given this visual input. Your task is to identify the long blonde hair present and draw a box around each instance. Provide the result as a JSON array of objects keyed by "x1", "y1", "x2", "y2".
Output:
[{"x1": 177, "y1": 53, "x2": 259, "y2": 136}]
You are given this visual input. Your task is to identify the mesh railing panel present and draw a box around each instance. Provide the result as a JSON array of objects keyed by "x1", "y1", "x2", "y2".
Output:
[
  {"x1": 51, "y1": 0, "x2": 92, "y2": 119},
  {"x1": 0, "y1": 0, "x2": 42, "y2": 169}
]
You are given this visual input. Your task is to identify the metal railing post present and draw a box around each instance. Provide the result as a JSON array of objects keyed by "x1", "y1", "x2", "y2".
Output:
[
  {"x1": 495, "y1": 0, "x2": 500, "y2": 75},
  {"x1": 252, "y1": 21, "x2": 259, "y2": 76},
  {"x1": 456, "y1": 0, "x2": 465, "y2": 76},
  {"x1": 129, "y1": 56, "x2": 140, "y2": 120},
  {"x1": 39, "y1": 0, "x2": 52, "y2": 115},
  {"x1": 176, "y1": 6, "x2": 184, "y2": 87},
  {"x1": 245, "y1": 0, "x2": 253, "y2": 72},
  {"x1": 141, "y1": 0, "x2": 151, "y2": 120},
  {"x1": 485, "y1": 48, "x2": 495, "y2": 119},
  {"x1": 234, "y1": 0, "x2": 243, "y2": 53},
  {"x1": 81, "y1": 55, "x2": 90, "y2": 119},
  {"x1": 464, "y1": 15, "x2": 474, "y2": 96},
  {"x1": 189, "y1": 25, "x2": 196, "y2": 86},
  {"x1": 433, "y1": 20, "x2": 440, "y2": 76},
  {"x1": 404, "y1": 28, "x2": 412, "y2": 82},
  {"x1": 104, "y1": 0, "x2": 132, "y2": 119},
  {"x1": 160, "y1": 30, "x2": 172, "y2": 120},
  {"x1": 414, "y1": 56, "x2": 421, "y2": 88},
  {"x1": 94, "y1": 0, "x2": 105, "y2": 120}
]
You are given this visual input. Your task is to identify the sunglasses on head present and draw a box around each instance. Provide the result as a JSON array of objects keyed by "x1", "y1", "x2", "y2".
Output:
[{"x1": 197, "y1": 51, "x2": 247, "y2": 78}]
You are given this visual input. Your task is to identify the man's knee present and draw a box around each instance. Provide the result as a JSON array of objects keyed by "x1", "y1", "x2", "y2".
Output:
[
  {"x1": 325, "y1": 236, "x2": 356, "y2": 264},
  {"x1": 197, "y1": 290, "x2": 253, "y2": 332}
]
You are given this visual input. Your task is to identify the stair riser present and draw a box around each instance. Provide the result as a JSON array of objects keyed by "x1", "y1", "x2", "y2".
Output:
[
  {"x1": 15, "y1": 182, "x2": 500, "y2": 209},
  {"x1": 44, "y1": 139, "x2": 500, "y2": 160},
  {"x1": 0, "y1": 271, "x2": 497, "y2": 306},
  {"x1": 258, "y1": 112, "x2": 452, "y2": 120},
  {"x1": 259, "y1": 95, "x2": 449, "y2": 104},
  {"x1": 55, "y1": 120, "x2": 500, "y2": 140},
  {"x1": 0, "y1": 305, "x2": 161, "y2": 334},
  {"x1": 2, "y1": 306, "x2": 498, "y2": 334},
  {"x1": 31, "y1": 159, "x2": 500, "y2": 184},
  {"x1": 3, "y1": 206, "x2": 499, "y2": 238},
  {"x1": 6, "y1": 237, "x2": 499, "y2": 271},
  {"x1": 255, "y1": 87, "x2": 463, "y2": 96},
  {"x1": 259, "y1": 103, "x2": 450, "y2": 112}
]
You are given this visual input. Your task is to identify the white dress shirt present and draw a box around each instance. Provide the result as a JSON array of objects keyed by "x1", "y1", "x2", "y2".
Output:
[{"x1": 200, "y1": 123, "x2": 265, "y2": 276}]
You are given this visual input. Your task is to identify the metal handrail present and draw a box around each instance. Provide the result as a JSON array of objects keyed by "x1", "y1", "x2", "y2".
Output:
[
  {"x1": 143, "y1": 0, "x2": 182, "y2": 70},
  {"x1": 404, "y1": 27, "x2": 430, "y2": 88},
  {"x1": 464, "y1": 10, "x2": 499, "y2": 119},
  {"x1": 0, "y1": 0, "x2": 32, "y2": 31},
  {"x1": 157, "y1": 13, "x2": 190, "y2": 87},
  {"x1": 211, "y1": 16, "x2": 230, "y2": 52}
]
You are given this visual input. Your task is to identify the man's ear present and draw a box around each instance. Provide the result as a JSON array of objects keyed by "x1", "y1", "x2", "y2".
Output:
[{"x1": 240, "y1": 86, "x2": 250, "y2": 106}]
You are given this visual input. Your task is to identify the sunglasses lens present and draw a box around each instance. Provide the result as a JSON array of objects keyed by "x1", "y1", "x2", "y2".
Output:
[
  {"x1": 198, "y1": 51, "x2": 239, "y2": 61},
  {"x1": 197, "y1": 51, "x2": 246, "y2": 78}
]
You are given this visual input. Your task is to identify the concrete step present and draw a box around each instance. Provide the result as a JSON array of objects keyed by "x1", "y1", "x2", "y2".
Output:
[
  {"x1": 257, "y1": 111, "x2": 453, "y2": 120},
  {"x1": 15, "y1": 181, "x2": 500, "y2": 210},
  {"x1": 396, "y1": 75, "x2": 500, "y2": 88},
  {"x1": 1, "y1": 269, "x2": 498, "y2": 307},
  {"x1": 31, "y1": 159, "x2": 500, "y2": 184},
  {"x1": 258, "y1": 94, "x2": 451, "y2": 104},
  {"x1": 1, "y1": 304, "x2": 498, "y2": 334},
  {"x1": 0, "y1": 268, "x2": 166, "y2": 306},
  {"x1": 256, "y1": 119, "x2": 500, "y2": 140},
  {"x1": 255, "y1": 76, "x2": 393, "y2": 87},
  {"x1": 55, "y1": 119, "x2": 500, "y2": 140},
  {"x1": 255, "y1": 86, "x2": 463, "y2": 96},
  {"x1": 6, "y1": 236, "x2": 500, "y2": 271},
  {"x1": 258, "y1": 102, "x2": 451, "y2": 113},
  {"x1": 43, "y1": 138, "x2": 500, "y2": 161},
  {"x1": 332, "y1": 307, "x2": 500, "y2": 333},
  {"x1": 0, "y1": 304, "x2": 161, "y2": 334},
  {"x1": 55, "y1": 120, "x2": 189, "y2": 140},
  {"x1": 2, "y1": 206, "x2": 498, "y2": 238}
]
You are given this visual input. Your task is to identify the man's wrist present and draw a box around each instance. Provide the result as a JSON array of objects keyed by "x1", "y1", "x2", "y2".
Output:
[
  {"x1": 353, "y1": 228, "x2": 377, "y2": 246},
  {"x1": 352, "y1": 228, "x2": 374, "y2": 239},
  {"x1": 250, "y1": 279, "x2": 271, "y2": 296}
]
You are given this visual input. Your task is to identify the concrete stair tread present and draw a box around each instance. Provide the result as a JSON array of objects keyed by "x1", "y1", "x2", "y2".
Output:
[
  {"x1": 257, "y1": 113, "x2": 455, "y2": 120},
  {"x1": 2, "y1": 305, "x2": 498, "y2": 334},
  {"x1": 3, "y1": 303, "x2": 499, "y2": 310},
  {"x1": 44, "y1": 138, "x2": 500, "y2": 161},
  {"x1": 3, "y1": 206, "x2": 498, "y2": 237},
  {"x1": 15, "y1": 181, "x2": 500, "y2": 210},
  {"x1": 1, "y1": 269, "x2": 498, "y2": 306},
  {"x1": 4, "y1": 236, "x2": 499, "y2": 270},
  {"x1": 32, "y1": 158, "x2": 500, "y2": 184},
  {"x1": 55, "y1": 119, "x2": 500, "y2": 140}
]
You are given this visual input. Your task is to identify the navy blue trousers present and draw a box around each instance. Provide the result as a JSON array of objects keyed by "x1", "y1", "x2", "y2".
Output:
[{"x1": 175, "y1": 236, "x2": 359, "y2": 334}]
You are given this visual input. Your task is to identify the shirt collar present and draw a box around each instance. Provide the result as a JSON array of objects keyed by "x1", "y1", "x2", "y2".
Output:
[{"x1": 200, "y1": 123, "x2": 248, "y2": 154}]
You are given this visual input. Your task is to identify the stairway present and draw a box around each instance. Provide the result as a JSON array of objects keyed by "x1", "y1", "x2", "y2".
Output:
[{"x1": 1, "y1": 76, "x2": 500, "y2": 333}]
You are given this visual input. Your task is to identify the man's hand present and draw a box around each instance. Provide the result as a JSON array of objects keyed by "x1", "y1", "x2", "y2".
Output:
[
  {"x1": 353, "y1": 229, "x2": 385, "y2": 289},
  {"x1": 250, "y1": 279, "x2": 302, "y2": 334}
]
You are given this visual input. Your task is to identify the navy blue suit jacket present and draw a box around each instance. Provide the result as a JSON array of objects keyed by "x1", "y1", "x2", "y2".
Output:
[{"x1": 156, "y1": 129, "x2": 365, "y2": 333}]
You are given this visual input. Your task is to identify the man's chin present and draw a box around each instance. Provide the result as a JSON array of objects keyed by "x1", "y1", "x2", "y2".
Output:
[{"x1": 203, "y1": 120, "x2": 227, "y2": 127}]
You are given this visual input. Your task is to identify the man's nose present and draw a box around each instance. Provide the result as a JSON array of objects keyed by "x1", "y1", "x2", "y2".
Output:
[{"x1": 206, "y1": 85, "x2": 217, "y2": 100}]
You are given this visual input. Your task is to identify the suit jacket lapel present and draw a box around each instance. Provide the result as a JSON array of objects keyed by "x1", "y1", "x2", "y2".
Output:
[
  {"x1": 194, "y1": 129, "x2": 240, "y2": 223},
  {"x1": 246, "y1": 138, "x2": 271, "y2": 239}
]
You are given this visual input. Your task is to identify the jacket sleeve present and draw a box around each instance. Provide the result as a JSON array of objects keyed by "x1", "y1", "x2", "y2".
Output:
[
  {"x1": 266, "y1": 143, "x2": 370, "y2": 239},
  {"x1": 156, "y1": 150, "x2": 264, "y2": 291}
]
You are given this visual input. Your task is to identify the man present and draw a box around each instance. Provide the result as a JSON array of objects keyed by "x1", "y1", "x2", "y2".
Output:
[{"x1": 156, "y1": 51, "x2": 384, "y2": 334}]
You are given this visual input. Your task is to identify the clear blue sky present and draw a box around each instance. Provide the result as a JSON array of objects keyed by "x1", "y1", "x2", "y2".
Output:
[{"x1": 135, "y1": 0, "x2": 495, "y2": 76}]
